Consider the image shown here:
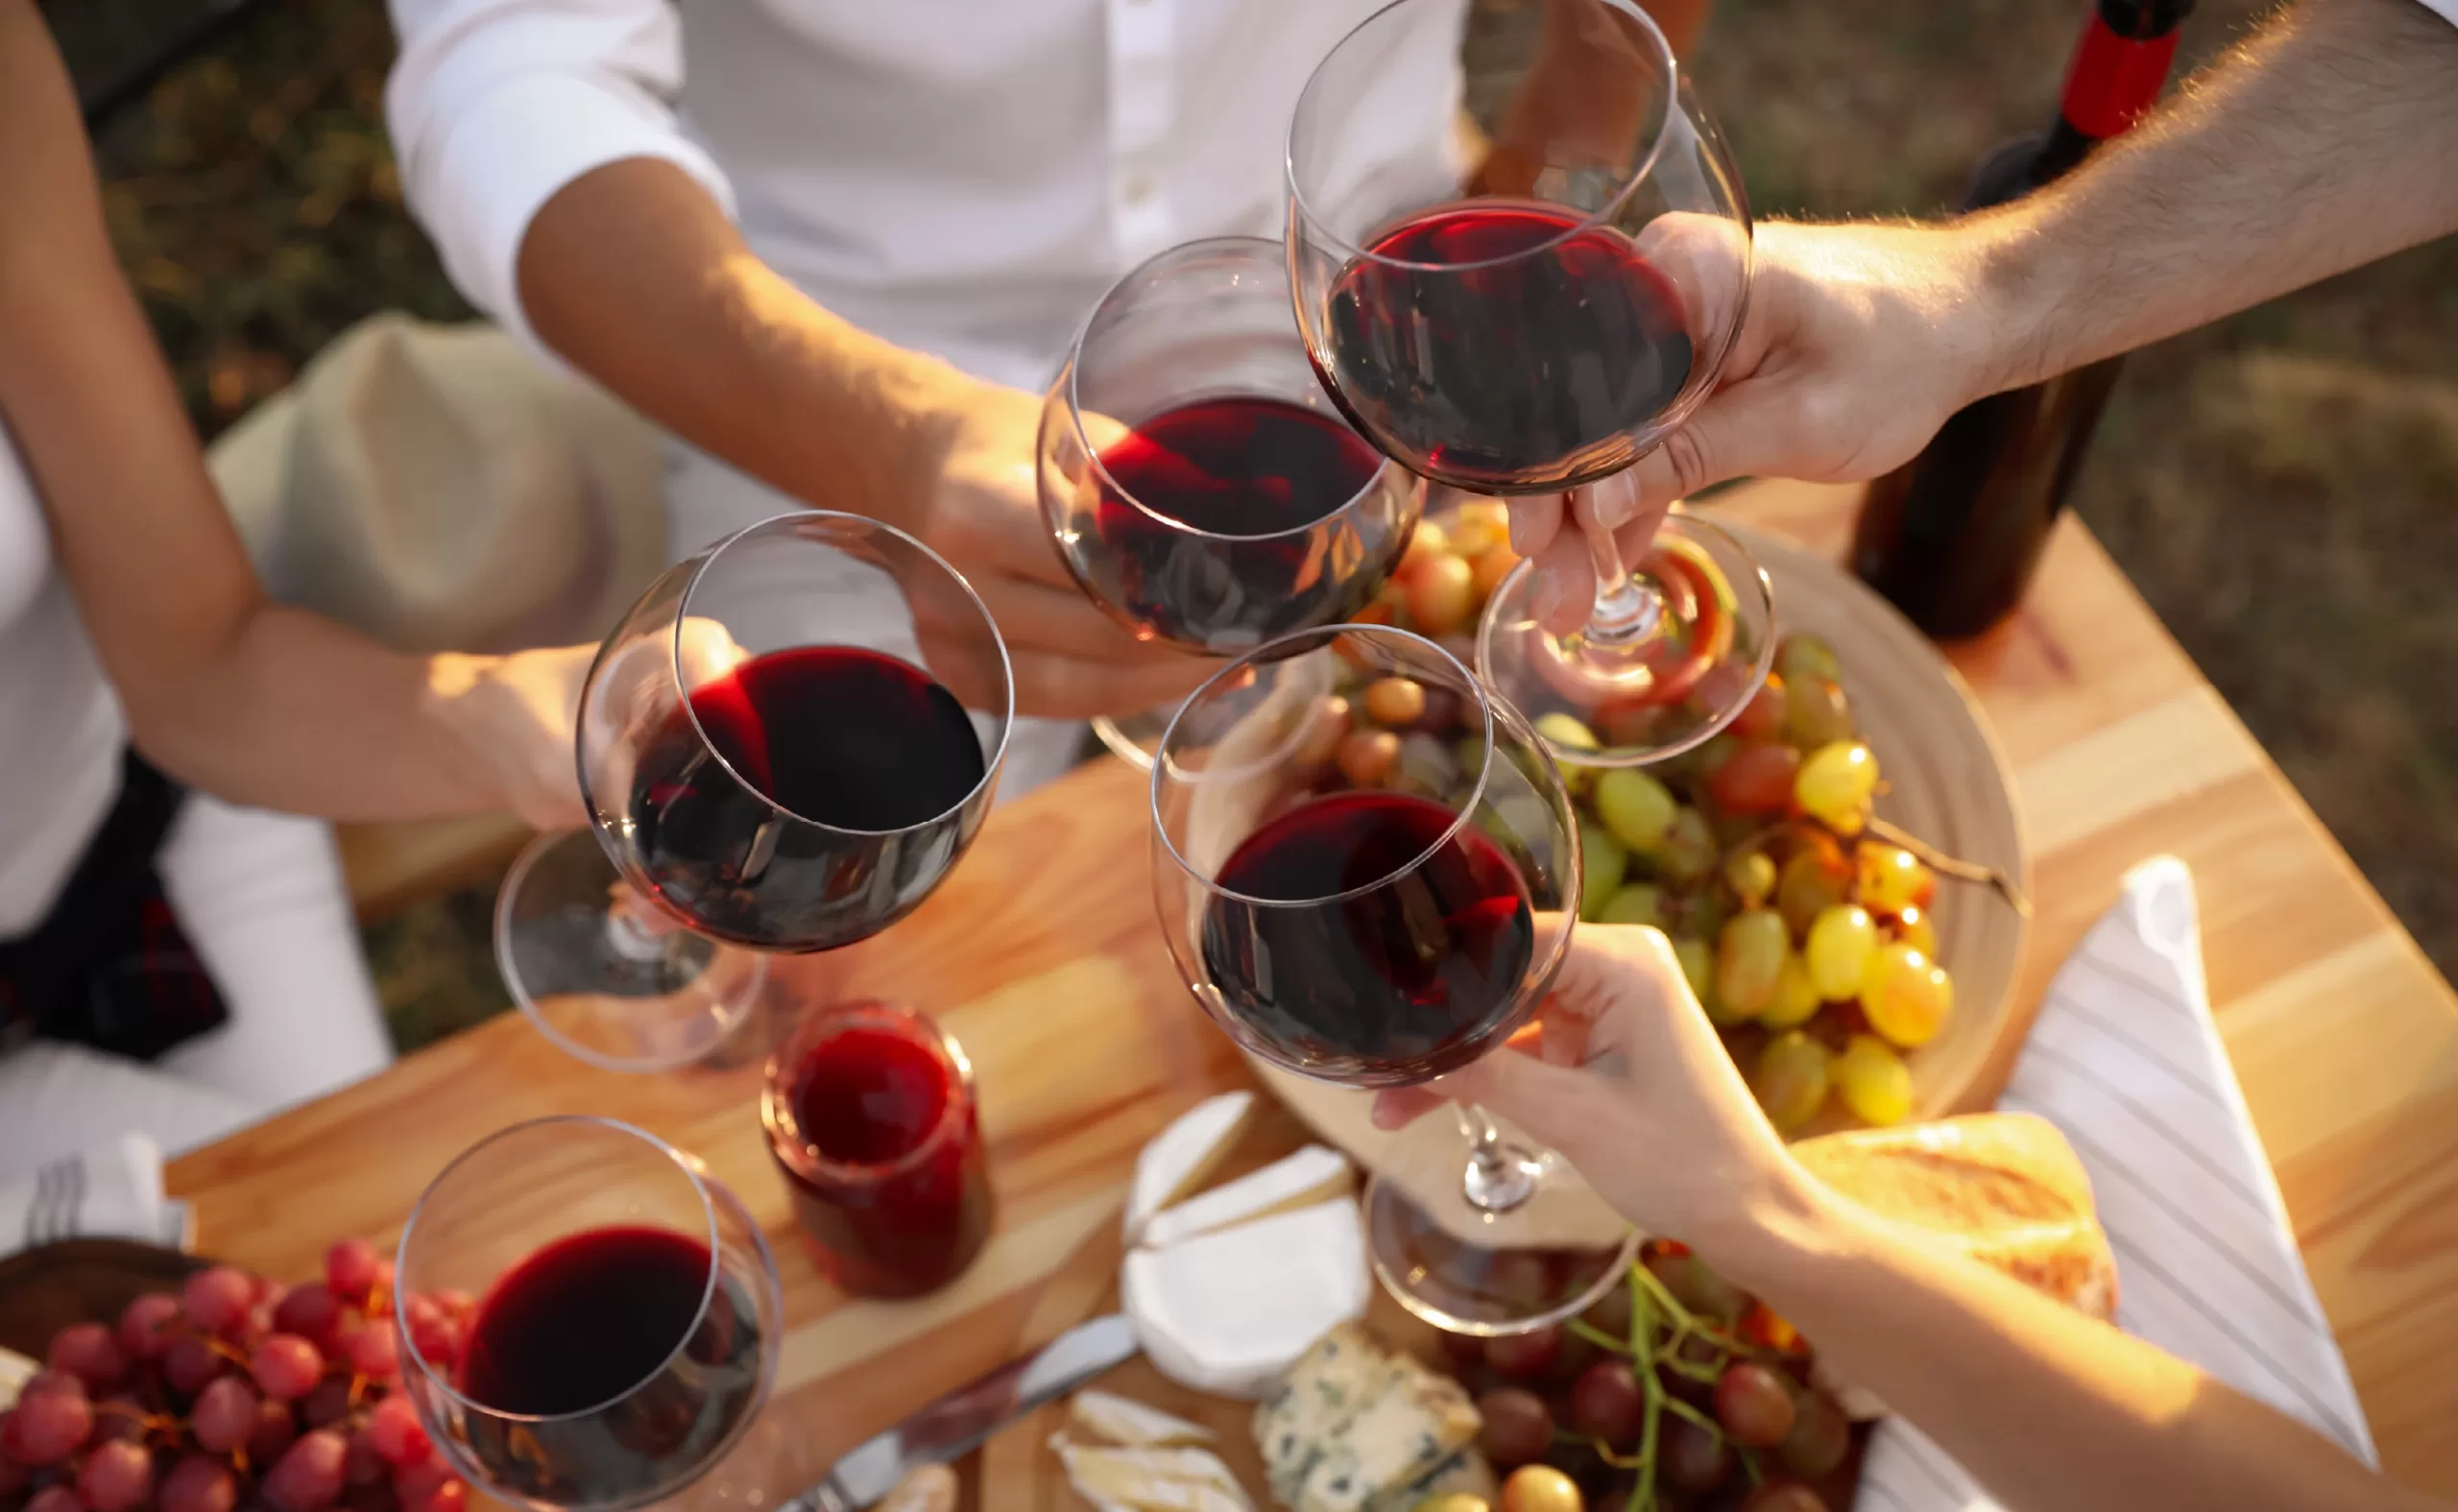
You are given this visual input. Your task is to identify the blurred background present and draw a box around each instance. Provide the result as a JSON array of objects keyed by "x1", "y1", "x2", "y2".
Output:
[{"x1": 45, "y1": 0, "x2": 2458, "y2": 1052}]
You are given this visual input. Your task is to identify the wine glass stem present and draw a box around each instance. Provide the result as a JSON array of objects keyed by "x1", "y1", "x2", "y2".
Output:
[
  {"x1": 605, "y1": 886, "x2": 673, "y2": 964},
  {"x1": 1577, "y1": 486, "x2": 1664, "y2": 650},
  {"x1": 1457, "y1": 1102, "x2": 1540, "y2": 1214}
]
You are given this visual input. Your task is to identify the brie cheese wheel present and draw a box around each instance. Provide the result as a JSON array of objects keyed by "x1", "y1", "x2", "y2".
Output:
[
  {"x1": 1123, "y1": 1199, "x2": 1369, "y2": 1400},
  {"x1": 1142, "y1": 1144, "x2": 1353, "y2": 1251},
  {"x1": 1070, "y1": 1389, "x2": 1215, "y2": 1448},
  {"x1": 1125, "y1": 1091, "x2": 1257, "y2": 1243}
]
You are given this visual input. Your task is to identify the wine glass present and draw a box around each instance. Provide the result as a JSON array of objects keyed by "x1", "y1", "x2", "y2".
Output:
[
  {"x1": 1037, "y1": 236, "x2": 1425, "y2": 770},
  {"x1": 493, "y1": 511, "x2": 1013, "y2": 1075},
  {"x1": 395, "y1": 1116, "x2": 783, "y2": 1512},
  {"x1": 1287, "y1": 0, "x2": 1775, "y2": 767},
  {"x1": 1150, "y1": 624, "x2": 1637, "y2": 1331}
]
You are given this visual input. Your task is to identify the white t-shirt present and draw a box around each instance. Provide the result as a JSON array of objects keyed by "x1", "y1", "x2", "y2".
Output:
[{"x1": 0, "y1": 426, "x2": 127, "y2": 937}]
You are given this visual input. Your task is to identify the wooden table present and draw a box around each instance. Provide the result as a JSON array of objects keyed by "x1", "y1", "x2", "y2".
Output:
[{"x1": 167, "y1": 481, "x2": 2458, "y2": 1500}]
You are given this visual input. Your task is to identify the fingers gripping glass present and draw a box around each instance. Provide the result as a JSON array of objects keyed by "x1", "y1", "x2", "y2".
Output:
[
  {"x1": 1149, "y1": 625, "x2": 1635, "y2": 1330},
  {"x1": 1287, "y1": 0, "x2": 1774, "y2": 767}
]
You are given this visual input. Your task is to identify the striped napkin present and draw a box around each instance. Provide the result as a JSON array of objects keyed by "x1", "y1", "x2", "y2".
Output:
[
  {"x1": 0, "y1": 1134, "x2": 188, "y2": 1260},
  {"x1": 1858, "y1": 857, "x2": 2376, "y2": 1511}
]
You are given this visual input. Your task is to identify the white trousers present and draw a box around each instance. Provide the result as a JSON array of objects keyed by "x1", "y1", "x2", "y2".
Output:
[{"x1": 0, "y1": 793, "x2": 392, "y2": 1185}]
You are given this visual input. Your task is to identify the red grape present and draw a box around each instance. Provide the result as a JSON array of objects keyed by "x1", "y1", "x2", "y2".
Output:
[
  {"x1": 88, "y1": 1395, "x2": 147, "y2": 1446},
  {"x1": 1779, "y1": 1390, "x2": 1851, "y2": 1478},
  {"x1": 78, "y1": 1438, "x2": 154, "y2": 1512},
  {"x1": 117, "y1": 1292, "x2": 183, "y2": 1361},
  {"x1": 1474, "y1": 1387, "x2": 1554, "y2": 1467},
  {"x1": 325, "y1": 1240, "x2": 381, "y2": 1304},
  {"x1": 8, "y1": 1389, "x2": 92, "y2": 1465},
  {"x1": 275, "y1": 1284, "x2": 343, "y2": 1346},
  {"x1": 430, "y1": 1291, "x2": 474, "y2": 1323},
  {"x1": 1482, "y1": 1324, "x2": 1561, "y2": 1380},
  {"x1": 162, "y1": 1456, "x2": 240, "y2": 1512},
  {"x1": 301, "y1": 1377, "x2": 352, "y2": 1428},
  {"x1": 344, "y1": 1430, "x2": 389, "y2": 1488},
  {"x1": 400, "y1": 1479, "x2": 467, "y2": 1512},
  {"x1": 253, "y1": 1334, "x2": 326, "y2": 1401},
  {"x1": 19, "y1": 1371, "x2": 85, "y2": 1402},
  {"x1": 191, "y1": 1377, "x2": 262, "y2": 1454},
  {"x1": 183, "y1": 1268, "x2": 255, "y2": 1335},
  {"x1": 48, "y1": 1321, "x2": 130, "y2": 1391},
  {"x1": 0, "y1": 1447, "x2": 26, "y2": 1496},
  {"x1": 1710, "y1": 741, "x2": 1803, "y2": 816},
  {"x1": 248, "y1": 1396, "x2": 302, "y2": 1461},
  {"x1": 1566, "y1": 1359, "x2": 1645, "y2": 1445},
  {"x1": 391, "y1": 1453, "x2": 452, "y2": 1505},
  {"x1": 164, "y1": 1335, "x2": 225, "y2": 1395},
  {"x1": 1740, "y1": 1483, "x2": 1829, "y2": 1512},
  {"x1": 267, "y1": 1428, "x2": 349, "y2": 1512},
  {"x1": 26, "y1": 1482, "x2": 82, "y2": 1512},
  {"x1": 362, "y1": 1398, "x2": 430, "y2": 1469},
  {"x1": 1734, "y1": 678, "x2": 1788, "y2": 742},
  {"x1": 346, "y1": 1320, "x2": 400, "y2": 1380},
  {"x1": 1715, "y1": 1362, "x2": 1797, "y2": 1448},
  {"x1": 405, "y1": 1311, "x2": 463, "y2": 1371},
  {"x1": 1661, "y1": 1413, "x2": 1734, "y2": 1493},
  {"x1": 1437, "y1": 1330, "x2": 1484, "y2": 1370}
]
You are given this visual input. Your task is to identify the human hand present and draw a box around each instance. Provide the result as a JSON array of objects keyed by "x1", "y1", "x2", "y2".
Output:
[
  {"x1": 915, "y1": 374, "x2": 1223, "y2": 720},
  {"x1": 1506, "y1": 220, "x2": 2004, "y2": 633},
  {"x1": 1372, "y1": 923, "x2": 1800, "y2": 1257}
]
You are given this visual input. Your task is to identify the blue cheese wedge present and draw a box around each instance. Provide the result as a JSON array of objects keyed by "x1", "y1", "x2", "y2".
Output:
[
  {"x1": 1369, "y1": 1447, "x2": 1496, "y2": 1512},
  {"x1": 1254, "y1": 1325, "x2": 1405, "y2": 1504},
  {"x1": 1293, "y1": 1356, "x2": 1480, "y2": 1512}
]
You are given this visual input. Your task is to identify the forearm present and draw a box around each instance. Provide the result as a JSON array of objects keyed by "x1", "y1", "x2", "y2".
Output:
[
  {"x1": 1965, "y1": 0, "x2": 2458, "y2": 395},
  {"x1": 516, "y1": 158, "x2": 962, "y2": 526},
  {"x1": 1701, "y1": 1171, "x2": 2431, "y2": 1512}
]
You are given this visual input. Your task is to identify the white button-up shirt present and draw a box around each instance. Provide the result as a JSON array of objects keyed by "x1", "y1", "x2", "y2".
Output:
[{"x1": 385, "y1": 0, "x2": 1467, "y2": 393}]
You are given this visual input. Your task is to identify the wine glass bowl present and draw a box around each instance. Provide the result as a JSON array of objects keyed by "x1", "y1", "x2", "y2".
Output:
[
  {"x1": 395, "y1": 1116, "x2": 782, "y2": 1512},
  {"x1": 1039, "y1": 237, "x2": 1423, "y2": 658},
  {"x1": 578, "y1": 512, "x2": 1013, "y2": 953},
  {"x1": 1149, "y1": 624, "x2": 1578, "y2": 1088}
]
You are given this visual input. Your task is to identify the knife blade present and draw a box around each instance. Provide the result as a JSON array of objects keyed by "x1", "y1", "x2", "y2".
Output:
[{"x1": 783, "y1": 1312, "x2": 1139, "y2": 1511}]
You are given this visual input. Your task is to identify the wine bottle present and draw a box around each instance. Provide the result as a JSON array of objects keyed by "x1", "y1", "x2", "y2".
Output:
[{"x1": 1849, "y1": 0, "x2": 2194, "y2": 639}]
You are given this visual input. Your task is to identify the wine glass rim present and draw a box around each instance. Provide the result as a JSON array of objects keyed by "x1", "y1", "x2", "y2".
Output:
[
  {"x1": 671, "y1": 509, "x2": 1016, "y2": 837},
  {"x1": 1148, "y1": 623, "x2": 1504, "y2": 909},
  {"x1": 1284, "y1": 0, "x2": 1680, "y2": 274},
  {"x1": 1063, "y1": 237, "x2": 1402, "y2": 544},
  {"x1": 394, "y1": 1115, "x2": 725, "y2": 1425},
  {"x1": 759, "y1": 999, "x2": 977, "y2": 1187}
]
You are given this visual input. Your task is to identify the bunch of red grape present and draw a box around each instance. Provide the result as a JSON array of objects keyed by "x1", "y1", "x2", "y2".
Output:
[
  {"x1": 1436, "y1": 1242, "x2": 1852, "y2": 1512},
  {"x1": 0, "y1": 1242, "x2": 474, "y2": 1512}
]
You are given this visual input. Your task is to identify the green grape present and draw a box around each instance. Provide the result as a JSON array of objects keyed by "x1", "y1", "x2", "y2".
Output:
[
  {"x1": 1857, "y1": 841, "x2": 1930, "y2": 914},
  {"x1": 1683, "y1": 886, "x2": 1732, "y2": 945},
  {"x1": 1594, "y1": 767, "x2": 1677, "y2": 853},
  {"x1": 1892, "y1": 902, "x2": 1939, "y2": 959},
  {"x1": 1578, "y1": 819, "x2": 1628, "y2": 922},
  {"x1": 1752, "y1": 1031, "x2": 1831, "y2": 1132},
  {"x1": 1533, "y1": 712, "x2": 1601, "y2": 797},
  {"x1": 1861, "y1": 942, "x2": 1953, "y2": 1047},
  {"x1": 1724, "y1": 851, "x2": 1777, "y2": 906},
  {"x1": 1805, "y1": 904, "x2": 1877, "y2": 1000},
  {"x1": 1783, "y1": 676, "x2": 1856, "y2": 751},
  {"x1": 1717, "y1": 909, "x2": 1789, "y2": 1019},
  {"x1": 1760, "y1": 949, "x2": 1821, "y2": 1029},
  {"x1": 1834, "y1": 1033, "x2": 1915, "y2": 1125},
  {"x1": 1775, "y1": 631, "x2": 1842, "y2": 688},
  {"x1": 1673, "y1": 936, "x2": 1715, "y2": 1003},
  {"x1": 1597, "y1": 882, "x2": 1664, "y2": 927},
  {"x1": 1658, "y1": 805, "x2": 1717, "y2": 884},
  {"x1": 1775, "y1": 844, "x2": 1851, "y2": 938},
  {"x1": 1795, "y1": 741, "x2": 1879, "y2": 832}
]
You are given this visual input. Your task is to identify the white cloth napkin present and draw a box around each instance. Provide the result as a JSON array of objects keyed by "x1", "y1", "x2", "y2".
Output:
[
  {"x1": 1858, "y1": 857, "x2": 2376, "y2": 1512},
  {"x1": 0, "y1": 1134, "x2": 186, "y2": 1259}
]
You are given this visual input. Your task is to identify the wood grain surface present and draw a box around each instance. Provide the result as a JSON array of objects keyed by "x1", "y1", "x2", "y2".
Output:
[{"x1": 167, "y1": 481, "x2": 2458, "y2": 1500}]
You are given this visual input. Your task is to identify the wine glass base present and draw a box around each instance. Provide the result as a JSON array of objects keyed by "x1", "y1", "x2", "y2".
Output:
[
  {"x1": 1477, "y1": 510, "x2": 1776, "y2": 768},
  {"x1": 494, "y1": 829, "x2": 768, "y2": 1074}
]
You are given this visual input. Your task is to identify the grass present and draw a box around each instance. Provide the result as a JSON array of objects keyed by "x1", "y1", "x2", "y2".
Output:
[{"x1": 61, "y1": 0, "x2": 2458, "y2": 1049}]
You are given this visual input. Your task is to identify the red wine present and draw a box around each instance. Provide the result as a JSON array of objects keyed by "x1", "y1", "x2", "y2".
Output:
[
  {"x1": 457, "y1": 1226, "x2": 761, "y2": 1504},
  {"x1": 1851, "y1": 0, "x2": 2192, "y2": 637},
  {"x1": 1092, "y1": 396, "x2": 1392, "y2": 648},
  {"x1": 1317, "y1": 202, "x2": 1694, "y2": 493},
  {"x1": 626, "y1": 645, "x2": 988, "y2": 949},
  {"x1": 762, "y1": 1004, "x2": 993, "y2": 1298},
  {"x1": 1200, "y1": 791, "x2": 1535, "y2": 1082}
]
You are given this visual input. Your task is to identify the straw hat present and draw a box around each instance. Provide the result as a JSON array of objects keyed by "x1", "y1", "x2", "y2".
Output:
[{"x1": 207, "y1": 315, "x2": 669, "y2": 653}]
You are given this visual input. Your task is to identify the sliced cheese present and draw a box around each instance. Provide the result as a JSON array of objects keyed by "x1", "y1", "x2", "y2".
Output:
[
  {"x1": 1143, "y1": 1144, "x2": 1353, "y2": 1251},
  {"x1": 1125, "y1": 1091, "x2": 1257, "y2": 1243},
  {"x1": 1123, "y1": 1199, "x2": 1369, "y2": 1400},
  {"x1": 1051, "y1": 1440, "x2": 1254, "y2": 1512},
  {"x1": 1070, "y1": 1389, "x2": 1214, "y2": 1448},
  {"x1": 1294, "y1": 1356, "x2": 1480, "y2": 1512}
]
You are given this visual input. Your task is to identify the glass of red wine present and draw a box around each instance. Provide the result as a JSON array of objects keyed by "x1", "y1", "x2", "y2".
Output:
[
  {"x1": 395, "y1": 1116, "x2": 782, "y2": 1512},
  {"x1": 1150, "y1": 624, "x2": 1638, "y2": 1331},
  {"x1": 760, "y1": 1000, "x2": 993, "y2": 1298},
  {"x1": 1037, "y1": 236, "x2": 1425, "y2": 769},
  {"x1": 494, "y1": 511, "x2": 1012, "y2": 1072},
  {"x1": 1287, "y1": 0, "x2": 1775, "y2": 767}
]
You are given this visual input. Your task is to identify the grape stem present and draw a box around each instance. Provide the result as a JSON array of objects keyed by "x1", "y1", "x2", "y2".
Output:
[
  {"x1": 1863, "y1": 815, "x2": 2032, "y2": 917},
  {"x1": 1569, "y1": 1318, "x2": 1634, "y2": 1356},
  {"x1": 1627, "y1": 1269, "x2": 1661, "y2": 1512}
]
